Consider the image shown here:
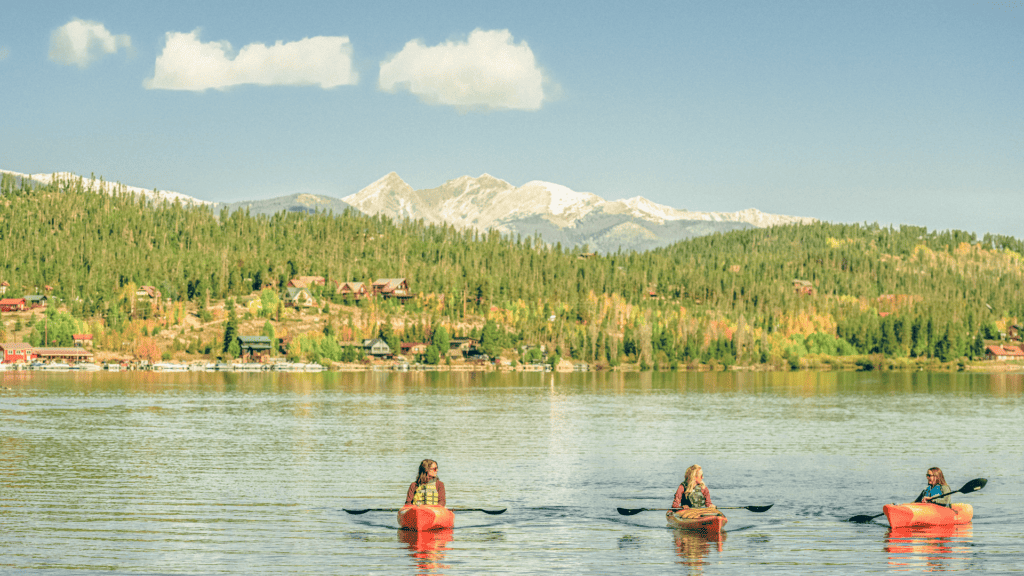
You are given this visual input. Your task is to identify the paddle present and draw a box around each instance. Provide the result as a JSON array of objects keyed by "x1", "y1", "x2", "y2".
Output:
[
  {"x1": 847, "y1": 477, "x2": 988, "y2": 523},
  {"x1": 344, "y1": 507, "x2": 507, "y2": 515},
  {"x1": 617, "y1": 504, "x2": 773, "y2": 516}
]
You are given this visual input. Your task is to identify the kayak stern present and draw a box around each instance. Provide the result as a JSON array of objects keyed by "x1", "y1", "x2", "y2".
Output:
[
  {"x1": 666, "y1": 507, "x2": 728, "y2": 533},
  {"x1": 398, "y1": 505, "x2": 455, "y2": 531}
]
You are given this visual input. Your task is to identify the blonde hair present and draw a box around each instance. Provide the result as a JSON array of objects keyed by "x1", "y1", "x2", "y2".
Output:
[
  {"x1": 927, "y1": 467, "x2": 947, "y2": 487},
  {"x1": 683, "y1": 464, "x2": 704, "y2": 496}
]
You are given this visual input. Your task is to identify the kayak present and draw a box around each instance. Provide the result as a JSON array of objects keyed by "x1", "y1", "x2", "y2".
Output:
[
  {"x1": 883, "y1": 502, "x2": 973, "y2": 528},
  {"x1": 666, "y1": 507, "x2": 728, "y2": 533},
  {"x1": 398, "y1": 504, "x2": 455, "y2": 531}
]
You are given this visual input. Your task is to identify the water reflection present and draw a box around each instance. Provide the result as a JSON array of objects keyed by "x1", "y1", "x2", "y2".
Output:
[
  {"x1": 885, "y1": 524, "x2": 973, "y2": 572},
  {"x1": 673, "y1": 528, "x2": 725, "y2": 570},
  {"x1": 398, "y1": 528, "x2": 452, "y2": 575}
]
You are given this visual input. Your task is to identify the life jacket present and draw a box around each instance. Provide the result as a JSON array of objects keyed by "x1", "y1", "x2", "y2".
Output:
[
  {"x1": 413, "y1": 480, "x2": 439, "y2": 505},
  {"x1": 683, "y1": 483, "x2": 707, "y2": 508},
  {"x1": 923, "y1": 484, "x2": 951, "y2": 507}
]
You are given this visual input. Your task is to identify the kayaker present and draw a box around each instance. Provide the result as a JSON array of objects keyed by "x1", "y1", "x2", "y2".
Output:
[
  {"x1": 914, "y1": 467, "x2": 951, "y2": 507},
  {"x1": 405, "y1": 459, "x2": 446, "y2": 507},
  {"x1": 672, "y1": 464, "x2": 715, "y2": 510}
]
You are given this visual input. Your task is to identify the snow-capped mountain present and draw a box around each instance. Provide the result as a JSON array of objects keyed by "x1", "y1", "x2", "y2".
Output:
[
  {"x1": 0, "y1": 169, "x2": 211, "y2": 207},
  {"x1": 344, "y1": 173, "x2": 816, "y2": 252},
  {"x1": 3, "y1": 167, "x2": 816, "y2": 252}
]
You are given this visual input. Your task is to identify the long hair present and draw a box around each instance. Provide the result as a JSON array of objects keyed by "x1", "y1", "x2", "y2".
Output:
[
  {"x1": 683, "y1": 464, "x2": 704, "y2": 496},
  {"x1": 928, "y1": 467, "x2": 947, "y2": 487},
  {"x1": 415, "y1": 459, "x2": 438, "y2": 486}
]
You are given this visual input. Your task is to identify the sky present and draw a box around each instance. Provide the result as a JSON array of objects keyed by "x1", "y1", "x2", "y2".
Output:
[{"x1": 2, "y1": 1, "x2": 1022, "y2": 238}]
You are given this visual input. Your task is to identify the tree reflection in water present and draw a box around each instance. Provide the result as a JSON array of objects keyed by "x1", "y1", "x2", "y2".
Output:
[
  {"x1": 673, "y1": 529, "x2": 726, "y2": 570},
  {"x1": 398, "y1": 528, "x2": 453, "y2": 575},
  {"x1": 885, "y1": 524, "x2": 973, "y2": 572}
]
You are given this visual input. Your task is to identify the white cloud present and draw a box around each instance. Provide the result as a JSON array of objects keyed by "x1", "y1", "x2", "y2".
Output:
[
  {"x1": 144, "y1": 30, "x2": 358, "y2": 91},
  {"x1": 49, "y1": 19, "x2": 130, "y2": 68},
  {"x1": 379, "y1": 29, "x2": 548, "y2": 111}
]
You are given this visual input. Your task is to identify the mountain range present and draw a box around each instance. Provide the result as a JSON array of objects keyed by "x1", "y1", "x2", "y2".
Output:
[{"x1": 3, "y1": 169, "x2": 815, "y2": 253}]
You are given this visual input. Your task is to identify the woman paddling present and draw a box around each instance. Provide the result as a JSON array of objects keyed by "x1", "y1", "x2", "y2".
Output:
[
  {"x1": 914, "y1": 467, "x2": 951, "y2": 507},
  {"x1": 406, "y1": 459, "x2": 446, "y2": 507},
  {"x1": 672, "y1": 464, "x2": 715, "y2": 510}
]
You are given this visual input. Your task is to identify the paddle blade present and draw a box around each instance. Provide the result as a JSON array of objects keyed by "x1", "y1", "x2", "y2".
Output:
[
  {"x1": 480, "y1": 508, "x2": 507, "y2": 515},
  {"x1": 847, "y1": 513, "x2": 884, "y2": 524},
  {"x1": 746, "y1": 504, "x2": 774, "y2": 513},
  {"x1": 958, "y1": 478, "x2": 987, "y2": 494},
  {"x1": 343, "y1": 509, "x2": 371, "y2": 515},
  {"x1": 616, "y1": 507, "x2": 647, "y2": 516}
]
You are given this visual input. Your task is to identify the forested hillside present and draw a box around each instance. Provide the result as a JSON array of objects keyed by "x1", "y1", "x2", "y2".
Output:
[{"x1": 3, "y1": 172, "x2": 1023, "y2": 368}]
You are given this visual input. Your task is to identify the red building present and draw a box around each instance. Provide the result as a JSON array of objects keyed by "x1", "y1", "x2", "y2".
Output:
[{"x1": 0, "y1": 342, "x2": 34, "y2": 363}]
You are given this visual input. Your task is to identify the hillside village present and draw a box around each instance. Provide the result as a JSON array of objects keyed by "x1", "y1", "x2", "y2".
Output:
[
  {"x1": 0, "y1": 274, "x2": 565, "y2": 372},
  {"x1": 4, "y1": 174, "x2": 1024, "y2": 374}
]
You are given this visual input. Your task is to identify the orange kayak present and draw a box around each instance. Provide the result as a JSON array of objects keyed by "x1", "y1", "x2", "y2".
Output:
[
  {"x1": 883, "y1": 502, "x2": 973, "y2": 528},
  {"x1": 666, "y1": 508, "x2": 728, "y2": 533},
  {"x1": 398, "y1": 505, "x2": 455, "y2": 531}
]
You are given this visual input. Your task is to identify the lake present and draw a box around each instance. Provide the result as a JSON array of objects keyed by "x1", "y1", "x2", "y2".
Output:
[{"x1": 2, "y1": 370, "x2": 1021, "y2": 574}]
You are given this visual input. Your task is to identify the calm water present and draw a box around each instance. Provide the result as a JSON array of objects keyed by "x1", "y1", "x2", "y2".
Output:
[{"x1": 1, "y1": 371, "x2": 1021, "y2": 575}]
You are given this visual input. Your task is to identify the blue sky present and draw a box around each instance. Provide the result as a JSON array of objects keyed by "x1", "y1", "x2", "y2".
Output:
[{"x1": 2, "y1": 1, "x2": 1021, "y2": 237}]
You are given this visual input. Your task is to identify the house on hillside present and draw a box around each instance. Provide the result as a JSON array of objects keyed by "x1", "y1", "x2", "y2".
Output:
[
  {"x1": 24, "y1": 295, "x2": 47, "y2": 309},
  {"x1": 793, "y1": 279, "x2": 816, "y2": 296},
  {"x1": 985, "y1": 345, "x2": 1024, "y2": 361},
  {"x1": 400, "y1": 342, "x2": 428, "y2": 357},
  {"x1": 285, "y1": 287, "x2": 316, "y2": 308},
  {"x1": 137, "y1": 286, "x2": 161, "y2": 300},
  {"x1": 335, "y1": 281, "x2": 369, "y2": 301},
  {"x1": 287, "y1": 276, "x2": 326, "y2": 289},
  {"x1": 0, "y1": 281, "x2": 8, "y2": 295},
  {"x1": 73, "y1": 334, "x2": 93, "y2": 348},
  {"x1": 238, "y1": 336, "x2": 273, "y2": 362},
  {"x1": 448, "y1": 338, "x2": 479, "y2": 357},
  {"x1": 362, "y1": 337, "x2": 392, "y2": 358},
  {"x1": 0, "y1": 298, "x2": 26, "y2": 312},
  {"x1": 372, "y1": 278, "x2": 414, "y2": 300}
]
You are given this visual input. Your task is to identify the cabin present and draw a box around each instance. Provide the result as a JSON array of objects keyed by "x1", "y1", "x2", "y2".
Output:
[
  {"x1": 1007, "y1": 325, "x2": 1022, "y2": 341},
  {"x1": 985, "y1": 345, "x2": 1024, "y2": 361},
  {"x1": 0, "y1": 298, "x2": 26, "y2": 312},
  {"x1": 372, "y1": 278, "x2": 414, "y2": 300},
  {"x1": 137, "y1": 286, "x2": 162, "y2": 300},
  {"x1": 448, "y1": 338, "x2": 479, "y2": 356},
  {"x1": 400, "y1": 342, "x2": 428, "y2": 357},
  {"x1": 362, "y1": 337, "x2": 392, "y2": 358},
  {"x1": 287, "y1": 276, "x2": 326, "y2": 289},
  {"x1": 335, "y1": 281, "x2": 369, "y2": 301},
  {"x1": 285, "y1": 287, "x2": 316, "y2": 308},
  {"x1": 238, "y1": 336, "x2": 273, "y2": 362},
  {"x1": 793, "y1": 279, "x2": 816, "y2": 296},
  {"x1": 0, "y1": 342, "x2": 34, "y2": 364},
  {"x1": 73, "y1": 334, "x2": 93, "y2": 348},
  {"x1": 0, "y1": 281, "x2": 8, "y2": 295},
  {"x1": 24, "y1": 295, "x2": 48, "y2": 309}
]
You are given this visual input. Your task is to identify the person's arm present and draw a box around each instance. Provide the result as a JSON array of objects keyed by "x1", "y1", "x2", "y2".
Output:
[
  {"x1": 672, "y1": 484, "x2": 687, "y2": 509},
  {"x1": 437, "y1": 480, "x2": 446, "y2": 507},
  {"x1": 913, "y1": 489, "x2": 926, "y2": 503},
  {"x1": 703, "y1": 485, "x2": 714, "y2": 508},
  {"x1": 406, "y1": 482, "x2": 417, "y2": 505}
]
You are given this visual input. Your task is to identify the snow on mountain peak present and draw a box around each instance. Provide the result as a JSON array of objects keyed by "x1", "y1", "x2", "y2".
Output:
[
  {"x1": 0, "y1": 169, "x2": 210, "y2": 206},
  {"x1": 519, "y1": 181, "x2": 602, "y2": 217}
]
